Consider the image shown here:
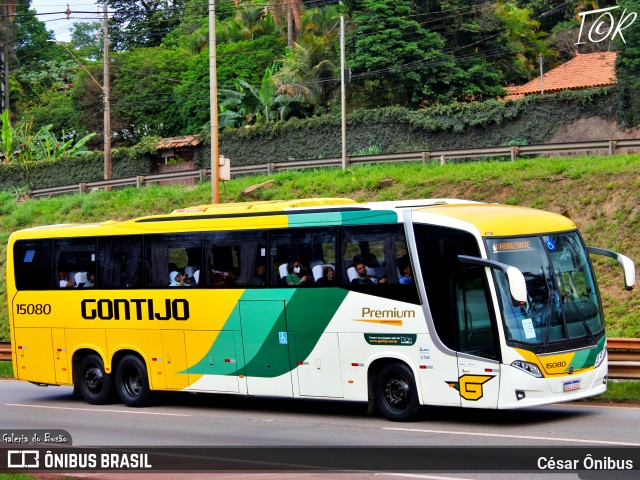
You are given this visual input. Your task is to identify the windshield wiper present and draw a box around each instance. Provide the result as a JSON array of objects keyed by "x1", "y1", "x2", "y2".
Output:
[{"x1": 563, "y1": 296, "x2": 596, "y2": 345}]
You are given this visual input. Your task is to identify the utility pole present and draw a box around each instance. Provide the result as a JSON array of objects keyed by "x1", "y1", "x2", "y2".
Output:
[
  {"x1": 340, "y1": 7, "x2": 347, "y2": 170},
  {"x1": 1, "y1": 44, "x2": 8, "y2": 113},
  {"x1": 209, "y1": 0, "x2": 219, "y2": 204},
  {"x1": 0, "y1": 0, "x2": 16, "y2": 113},
  {"x1": 103, "y1": 2, "x2": 112, "y2": 182},
  {"x1": 539, "y1": 53, "x2": 544, "y2": 95}
]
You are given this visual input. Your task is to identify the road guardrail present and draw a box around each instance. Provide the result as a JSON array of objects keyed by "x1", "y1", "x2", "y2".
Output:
[{"x1": 30, "y1": 138, "x2": 640, "y2": 197}]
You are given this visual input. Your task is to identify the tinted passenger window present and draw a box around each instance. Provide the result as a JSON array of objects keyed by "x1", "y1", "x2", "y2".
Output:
[
  {"x1": 55, "y1": 238, "x2": 97, "y2": 288},
  {"x1": 340, "y1": 225, "x2": 419, "y2": 304},
  {"x1": 270, "y1": 228, "x2": 337, "y2": 287},
  {"x1": 98, "y1": 236, "x2": 143, "y2": 288},
  {"x1": 204, "y1": 230, "x2": 267, "y2": 288},
  {"x1": 14, "y1": 240, "x2": 54, "y2": 290},
  {"x1": 145, "y1": 234, "x2": 202, "y2": 287}
]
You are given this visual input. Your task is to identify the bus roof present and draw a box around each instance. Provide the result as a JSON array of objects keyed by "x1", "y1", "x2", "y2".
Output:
[
  {"x1": 8, "y1": 198, "x2": 577, "y2": 240},
  {"x1": 415, "y1": 203, "x2": 577, "y2": 236}
]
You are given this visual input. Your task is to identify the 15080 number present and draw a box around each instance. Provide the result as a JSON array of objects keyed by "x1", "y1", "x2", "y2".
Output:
[{"x1": 16, "y1": 304, "x2": 51, "y2": 315}]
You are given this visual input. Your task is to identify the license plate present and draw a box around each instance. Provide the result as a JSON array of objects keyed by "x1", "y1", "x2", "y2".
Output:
[{"x1": 564, "y1": 380, "x2": 581, "y2": 392}]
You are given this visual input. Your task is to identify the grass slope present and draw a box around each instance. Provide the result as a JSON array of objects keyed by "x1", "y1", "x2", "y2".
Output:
[{"x1": 1, "y1": 154, "x2": 638, "y2": 341}]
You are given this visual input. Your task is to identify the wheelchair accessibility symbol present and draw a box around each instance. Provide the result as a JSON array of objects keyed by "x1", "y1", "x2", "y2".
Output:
[{"x1": 278, "y1": 332, "x2": 288, "y2": 344}]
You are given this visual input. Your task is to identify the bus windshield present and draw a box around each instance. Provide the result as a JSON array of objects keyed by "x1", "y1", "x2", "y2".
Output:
[{"x1": 486, "y1": 232, "x2": 604, "y2": 350}]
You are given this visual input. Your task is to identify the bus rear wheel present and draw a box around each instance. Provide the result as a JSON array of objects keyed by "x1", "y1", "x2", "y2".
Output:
[
  {"x1": 375, "y1": 363, "x2": 420, "y2": 422},
  {"x1": 115, "y1": 354, "x2": 150, "y2": 407},
  {"x1": 77, "y1": 353, "x2": 112, "y2": 405}
]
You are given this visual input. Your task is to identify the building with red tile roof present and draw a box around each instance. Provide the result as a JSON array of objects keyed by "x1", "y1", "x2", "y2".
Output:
[{"x1": 504, "y1": 51, "x2": 617, "y2": 100}]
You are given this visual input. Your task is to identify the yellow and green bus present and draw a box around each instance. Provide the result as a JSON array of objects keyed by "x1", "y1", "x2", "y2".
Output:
[{"x1": 6, "y1": 198, "x2": 635, "y2": 421}]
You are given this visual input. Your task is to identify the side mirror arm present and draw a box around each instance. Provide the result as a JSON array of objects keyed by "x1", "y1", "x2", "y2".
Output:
[
  {"x1": 458, "y1": 255, "x2": 528, "y2": 305},
  {"x1": 587, "y1": 247, "x2": 636, "y2": 291}
]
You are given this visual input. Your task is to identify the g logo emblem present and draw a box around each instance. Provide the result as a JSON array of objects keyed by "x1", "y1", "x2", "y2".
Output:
[{"x1": 446, "y1": 375, "x2": 495, "y2": 401}]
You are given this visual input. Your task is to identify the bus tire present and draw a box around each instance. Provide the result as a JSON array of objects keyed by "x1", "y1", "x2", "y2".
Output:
[
  {"x1": 375, "y1": 363, "x2": 419, "y2": 422},
  {"x1": 77, "y1": 353, "x2": 112, "y2": 405},
  {"x1": 115, "y1": 354, "x2": 150, "y2": 407}
]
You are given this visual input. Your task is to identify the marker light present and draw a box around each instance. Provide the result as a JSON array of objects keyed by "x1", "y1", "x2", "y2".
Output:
[
  {"x1": 594, "y1": 349, "x2": 606, "y2": 369},
  {"x1": 511, "y1": 360, "x2": 543, "y2": 378}
]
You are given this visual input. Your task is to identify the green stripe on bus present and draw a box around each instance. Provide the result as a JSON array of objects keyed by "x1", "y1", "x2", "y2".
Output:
[
  {"x1": 184, "y1": 288, "x2": 349, "y2": 377},
  {"x1": 568, "y1": 336, "x2": 606, "y2": 371},
  {"x1": 340, "y1": 210, "x2": 397, "y2": 225},
  {"x1": 287, "y1": 210, "x2": 397, "y2": 227}
]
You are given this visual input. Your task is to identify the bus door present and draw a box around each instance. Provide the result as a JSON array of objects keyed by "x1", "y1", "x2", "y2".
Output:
[
  {"x1": 239, "y1": 300, "x2": 293, "y2": 396},
  {"x1": 453, "y1": 268, "x2": 500, "y2": 408}
]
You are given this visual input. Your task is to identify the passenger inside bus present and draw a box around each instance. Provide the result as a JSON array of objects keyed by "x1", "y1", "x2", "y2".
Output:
[
  {"x1": 286, "y1": 260, "x2": 311, "y2": 286},
  {"x1": 365, "y1": 253, "x2": 386, "y2": 279},
  {"x1": 350, "y1": 260, "x2": 386, "y2": 285},
  {"x1": 399, "y1": 262, "x2": 413, "y2": 284},
  {"x1": 314, "y1": 265, "x2": 335, "y2": 287},
  {"x1": 59, "y1": 272, "x2": 76, "y2": 288},
  {"x1": 251, "y1": 263, "x2": 266, "y2": 286},
  {"x1": 74, "y1": 271, "x2": 95, "y2": 288},
  {"x1": 210, "y1": 267, "x2": 236, "y2": 287},
  {"x1": 169, "y1": 270, "x2": 190, "y2": 287}
]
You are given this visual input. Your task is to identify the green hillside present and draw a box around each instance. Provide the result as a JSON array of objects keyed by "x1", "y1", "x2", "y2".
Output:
[{"x1": 1, "y1": 154, "x2": 638, "y2": 341}]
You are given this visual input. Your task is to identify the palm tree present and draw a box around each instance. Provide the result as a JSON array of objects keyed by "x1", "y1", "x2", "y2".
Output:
[
  {"x1": 495, "y1": 1, "x2": 556, "y2": 81},
  {"x1": 274, "y1": 32, "x2": 339, "y2": 113},
  {"x1": 268, "y1": 0, "x2": 303, "y2": 50},
  {"x1": 301, "y1": 6, "x2": 340, "y2": 37}
]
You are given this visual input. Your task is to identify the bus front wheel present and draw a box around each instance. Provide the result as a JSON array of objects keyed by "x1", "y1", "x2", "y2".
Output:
[
  {"x1": 115, "y1": 354, "x2": 150, "y2": 407},
  {"x1": 77, "y1": 353, "x2": 112, "y2": 405},
  {"x1": 375, "y1": 363, "x2": 420, "y2": 422}
]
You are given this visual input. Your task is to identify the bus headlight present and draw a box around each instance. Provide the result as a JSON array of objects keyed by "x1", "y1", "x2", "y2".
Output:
[
  {"x1": 511, "y1": 360, "x2": 543, "y2": 378},
  {"x1": 594, "y1": 349, "x2": 606, "y2": 369}
]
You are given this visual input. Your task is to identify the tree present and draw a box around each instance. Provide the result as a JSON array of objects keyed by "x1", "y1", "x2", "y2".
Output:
[
  {"x1": 615, "y1": 0, "x2": 640, "y2": 127},
  {"x1": 347, "y1": 0, "x2": 463, "y2": 107},
  {"x1": 494, "y1": 1, "x2": 557, "y2": 83},
  {"x1": 109, "y1": 46, "x2": 192, "y2": 139},
  {"x1": 70, "y1": 21, "x2": 102, "y2": 60},
  {"x1": 275, "y1": 32, "x2": 339, "y2": 114},
  {"x1": 222, "y1": 7, "x2": 281, "y2": 43},
  {"x1": 10, "y1": 3, "x2": 80, "y2": 127},
  {"x1": 173, "y1": 35, "x2": 286, "y2": 133},
  {"x1": 106, "y1": 0, "x2": 187, "y2": 50},
  {"x1": 20, "y1": 87, "x2": 83, "y2": 137},
  {"x1": 268, "y1": 0, "x2": 304, "y2": 50},
  {"x1": 12, "y1": 2, "x2": 63, "y2": 68}
]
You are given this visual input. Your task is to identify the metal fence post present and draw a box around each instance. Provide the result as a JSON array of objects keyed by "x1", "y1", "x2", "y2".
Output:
[
  {"x1": 136, "y1": 176, "x2": 145, "y2": 188},
  {"x1": 79, "y1": 183, "x2": 87, "y2": 193},
  {"x1": 267, "y1": 163, "x2": 276, "y2": 174},
  {"x1": 421, "y1": 151, "x2": 430, "y2": 163},
  {"x1": 199, "y1": 169, "x2": 209, "y2": 182},
  {"x1": 510, "y1": 146, "x2": 519, "y2": 161},
  {"x1": 608, "y1": 140, "x2": 618, "y2": 156}
]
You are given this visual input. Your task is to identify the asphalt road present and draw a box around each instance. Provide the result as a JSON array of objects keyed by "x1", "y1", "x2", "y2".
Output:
[{"x1": 1, "y1": 379, "x2": 639, "y2": 480}]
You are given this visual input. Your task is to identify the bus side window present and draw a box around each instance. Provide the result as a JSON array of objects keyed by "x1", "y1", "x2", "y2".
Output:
[
  {"x1": 145, "y1": 233, "x2": 202, "y2": 287},
  {"x1": 54, "y1": 239, "x2": 96, "y2": 289},
  {"x1": 204, "y1": 230, "x2": 266, "y2": 288},
  {"x1": 339, "y1": 225, "x2": 419, "y2": 304},
  {"x1": 13, "y1": 240, "x2": 54, "y2": 290},
  {"x1": 269, "y1": 228, "x2": 338, "y2": 288},
  {"x1": 98, "y1": 236, "x2": 143, "y2": 288}
]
